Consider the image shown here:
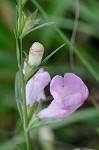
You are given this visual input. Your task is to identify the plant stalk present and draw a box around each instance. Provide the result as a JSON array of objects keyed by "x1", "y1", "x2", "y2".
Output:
[
  {"x1": 16, "y1": 0, "x2": 31, "y2": 149},
  {"x1": 18, "y1": 0, "x2": 22, "y2": 36},
  {"x1": 19, "y1": 66, "x2": 31, "y2": 150}
]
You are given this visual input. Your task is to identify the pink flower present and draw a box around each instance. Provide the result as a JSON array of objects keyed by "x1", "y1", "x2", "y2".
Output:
[
  {"x1": 38, "y1": 73, "x2": 89, "y2": 119},
  {"x1": 26, "y1": 68, "x2": 51, "y2": 106}
]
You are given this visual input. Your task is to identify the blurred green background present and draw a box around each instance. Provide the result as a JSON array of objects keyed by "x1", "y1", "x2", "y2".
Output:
[{"x1": 0, "y1": 0, "x2": 99, "y2": 149}]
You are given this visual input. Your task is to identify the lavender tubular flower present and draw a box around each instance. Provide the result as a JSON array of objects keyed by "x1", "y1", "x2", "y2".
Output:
[
  {"x1": 26, "y1": 68, "x2": 51, "y2": 106},
  {"x1": 38, "y1": 73, "x2": 89, "y2": 119}
]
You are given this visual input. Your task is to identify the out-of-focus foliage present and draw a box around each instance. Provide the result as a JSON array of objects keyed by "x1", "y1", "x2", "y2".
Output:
[{"x1": 0, "y1": 0, "x2": 99, "y2": 149}]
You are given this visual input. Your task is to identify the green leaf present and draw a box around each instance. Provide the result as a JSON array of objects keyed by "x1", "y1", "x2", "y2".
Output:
[
  {"x1": 41, "y1": 43, "x2": 66, "y2": 65},
  {"x1": 30, "y1": 8, "x2": 38, "y2": 19},
  {"x1": 15, "y1": 72, "x2": 22, "y2": 102},
  {"x1": 29, "y1": 118, "x2": 63, "y2": 129},
  {"x1": 20, "y1": 22, "x2": 55, "y2": 38},
  {"x1": 23, "y1": 51, "x2": 28, "y2": 61},
  {"x1": 14, "y1": 31, "x2": 22, "y2": 65},
  {"x1": 22, "y1": 17, "x2": 39, "y2": 36},
  {"x1": 24, "y1": 66, "x2": 39, "y2": 83},
  {"x1": 15, "y1": 72, "x2": 23, "y2": 123},
  {"x1": 27, "y1": 103, "x2": 42, "y2": 124},
  {"x1": 27, "y1": 103, "x2": 38, "y2": 122},
  {"x1": 35, "y1": 102, "x2": 42, "y2": 114}
]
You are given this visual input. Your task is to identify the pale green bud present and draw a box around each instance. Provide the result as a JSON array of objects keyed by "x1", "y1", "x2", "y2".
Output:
[
  {"x1": 28, "y1": 42, "x2": 44, "y2": 67},
  {"x1": 21, "y1": 9, "x2": 39, "y2": 36},
  {"x1": 22, "y1": 18, "x2": 39, "y2": 35}
]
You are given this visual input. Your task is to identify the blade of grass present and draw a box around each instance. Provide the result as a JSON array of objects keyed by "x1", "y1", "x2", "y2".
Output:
[
  {"x1": 41, "y1": 43, "x2": 66, "y2": 65},
  {"x1": 32, "y1": 0, "x2": 99, "y2": 82},
  {"x1": 55, "y1": 27, "x2": 99, "y2": 82},
  {"x1": 52, "y1": 17, "x2": 99, "y2": 38}
]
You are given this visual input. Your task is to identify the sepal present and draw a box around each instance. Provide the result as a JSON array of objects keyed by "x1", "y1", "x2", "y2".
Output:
[
  {"x1": 21, "y1": 9, "x2": 39, "y2": 36},
  {"x1": 24, "y1": 64, "x2": 39, "y2": 83},
  {"x1": 27, "y1": 102, "x2": 42, "y2": 120}
]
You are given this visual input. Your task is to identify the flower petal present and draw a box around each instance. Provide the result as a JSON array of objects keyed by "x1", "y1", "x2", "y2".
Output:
[
  {"x1": 37, "y1": 68, "x2": 45, "y2": 73},
  {"x1": 63, "y1": 73, "x2": 88, "y2": 98},
  {"x1": 36, "y1": 90, "x2": 46, "y2": 102},
  {"x1": 38, "y1": 93, "x2": 86, "y2": 119},
  {"x1": 38, "y1": 73, "x2": 89, "y2": 119},
  {"x1": 26, "y1": 77, "x2": 35, "y2": 106},
  {"x1": 81, "y1": 84, "x2": 89, "y2": 101},
  {"x1": 34, "y1": 71, "x2": 51, "y2": 90},
  {"x1": 50, "y1": 75, "x2": 63, "y2": 100},
  {"x1": 38, "y1": 100, "x2": 67, "y2": 119},
  {"x1": 60, "y1": 93, "x2": 84, "y2": 115},
  {"x1": 26, "y1": 69, "x2": 51, "y2": 106}
]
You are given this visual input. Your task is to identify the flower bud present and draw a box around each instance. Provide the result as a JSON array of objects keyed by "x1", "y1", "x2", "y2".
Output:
[
  {"x1": 28, "y1": 42, "x2": 44, "y2": 67},
  {"x1": 21, "y1": 9, "x2": 39, "y2": 36},
  {"x1": 22, "y1": 18, "x2": 39, "y2": 35}
]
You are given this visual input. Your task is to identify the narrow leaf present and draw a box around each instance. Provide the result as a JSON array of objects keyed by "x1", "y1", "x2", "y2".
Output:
[
  {"x1": 15, "y1": 72, "x2": 23, "y2": 123},
  {"x1": 41, "y1": 43, "x2": 66, "y2": 65},
  {"x1": 24, "y1": 66, "x2": 40, "y2": 83},
  {"x1": 30, "y1": 8, "x2": 38, "y2": 19},
  {"x1": 30, "y1": 118, "x2": 63, "y2": 129},
  {"x1": 20, "y1": 22, "x2": 55, "y2": 38},
  {"x1": 14, "y1": 31, "x2": 21, "y2": 65},
  {"x1": 35, "y1": 102, "x2": 42, "y2": 114}
]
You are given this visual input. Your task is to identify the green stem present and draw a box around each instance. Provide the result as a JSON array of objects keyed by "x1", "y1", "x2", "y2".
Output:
[
  {"x1": 19, "y1": 63, "x2": 31, "y2": 150},
  {"x1": 21, "y1": 75, "x2": 31, "y2": 150},
  {"x1": 18, "y1": 42, "x2": 31, "y2": 150},
  {"x1": 16, "y1": 1, "x2": 31, "y2": 149},
  {"x1": 18, "y1": 0, "x2": 22, "y2": 36}
]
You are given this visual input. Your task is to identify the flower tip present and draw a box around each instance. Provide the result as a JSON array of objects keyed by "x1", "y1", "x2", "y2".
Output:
[
  {"x1": 30, "y1": 42, "x2": 44, "y2": 55},
  {"x1": 83, "y1": 84, "x2": 89, "y2": 101},
  {"x1": 28, "y1": 42, "x2": 44, "y2": 67}
]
